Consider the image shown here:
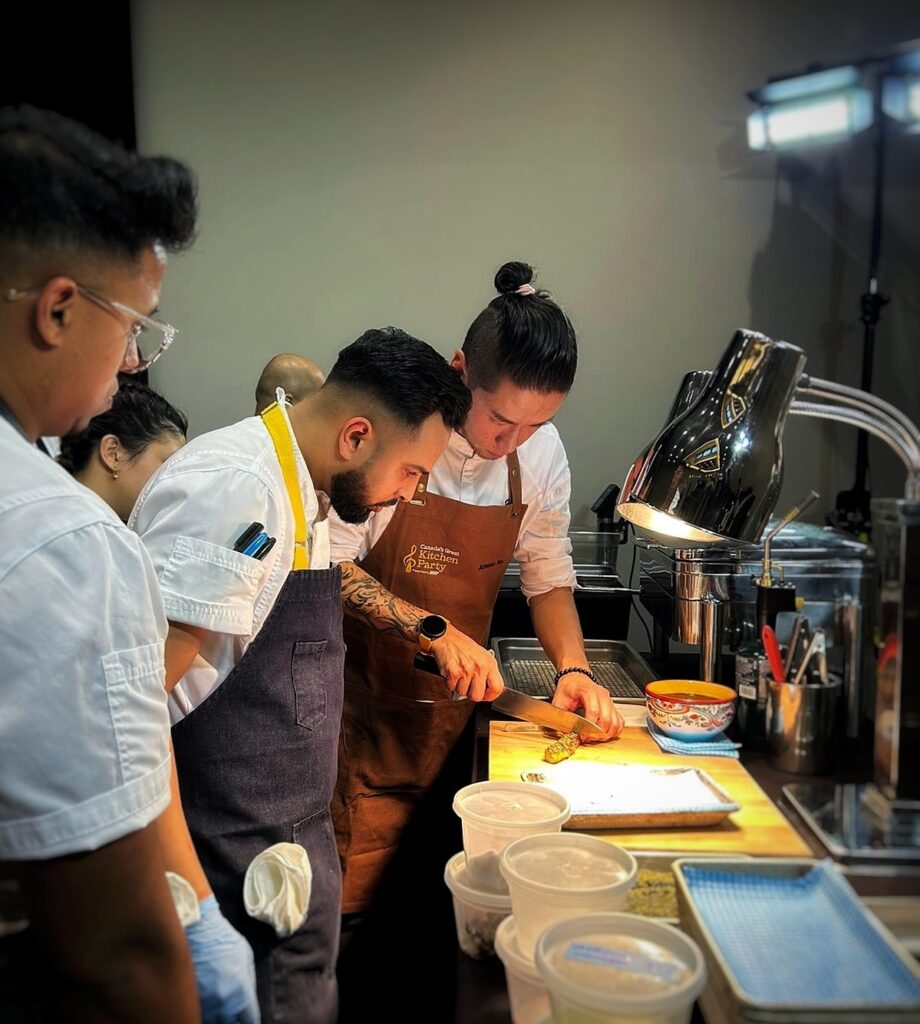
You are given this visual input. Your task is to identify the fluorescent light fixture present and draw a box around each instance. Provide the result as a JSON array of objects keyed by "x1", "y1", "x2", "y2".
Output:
[
  {"x1": 883, "y1": 73, "x2": 920, "y2": 132},
  {"x1": 747, "y1": 86, "x2": 873, "y2": 150},
  {"x1": 755, "y1": 65, "x2": 861, "y2": 103}
]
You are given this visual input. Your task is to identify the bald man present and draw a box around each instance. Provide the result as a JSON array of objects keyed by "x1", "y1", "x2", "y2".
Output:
[{"x1": 255, "y1": 353, "x2": 326, "y2": 413}]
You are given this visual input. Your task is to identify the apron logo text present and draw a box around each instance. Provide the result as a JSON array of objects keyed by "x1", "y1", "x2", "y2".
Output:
[{"x1": 403, "y1": 542, "x2": 460, "y2": 576}]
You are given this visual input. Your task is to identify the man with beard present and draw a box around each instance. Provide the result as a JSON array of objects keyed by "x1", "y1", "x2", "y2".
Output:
[
  {"x1": 330, "y1": 265, "x2": 624, "y2": 1019},
  {"x1": 130, "y1": 327, "x2": 470, "y2": 1024}
]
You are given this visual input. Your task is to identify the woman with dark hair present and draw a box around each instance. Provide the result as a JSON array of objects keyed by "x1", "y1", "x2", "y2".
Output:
[
  {"x1": 59, "y1": 381, "x2": 188, "y2": 521},
  {"x1": 330, "y1": 262, "x2": 624, "y2": 995}
]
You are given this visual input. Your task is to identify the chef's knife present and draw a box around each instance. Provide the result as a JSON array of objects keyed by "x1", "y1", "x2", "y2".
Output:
[{"x1": 413, "y1": 652, "x2": 606, "y2": 740}]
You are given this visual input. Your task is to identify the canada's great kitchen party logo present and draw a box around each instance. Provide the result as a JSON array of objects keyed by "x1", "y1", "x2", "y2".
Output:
[{"x1": 403, "y1": 543, "x2": 460, "y2": 576}]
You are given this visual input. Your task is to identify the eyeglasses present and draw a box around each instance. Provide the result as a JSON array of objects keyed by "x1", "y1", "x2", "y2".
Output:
[{"x1": 4, "y1": 281, "x2": 177, "y2": 373}]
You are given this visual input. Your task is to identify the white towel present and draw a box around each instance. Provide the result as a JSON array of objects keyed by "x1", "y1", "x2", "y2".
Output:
[
  {"x1": 243, "y1": 842, "x2": 312, "y2": 938},
  {"x1": 166, "y1": 871, "x2": 201, "y2": 927}
]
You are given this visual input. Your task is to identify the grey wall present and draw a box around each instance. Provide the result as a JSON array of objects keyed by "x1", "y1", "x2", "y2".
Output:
[{"x1": 134, "y1": 0, "x2": 920, "y2": 535}]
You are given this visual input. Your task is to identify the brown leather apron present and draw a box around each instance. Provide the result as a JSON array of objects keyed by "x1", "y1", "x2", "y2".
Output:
[{"x1": 333, "y1": 449, "x2": 527, "y2": 912}]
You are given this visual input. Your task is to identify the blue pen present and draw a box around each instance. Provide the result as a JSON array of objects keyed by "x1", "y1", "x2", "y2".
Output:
[
  {"x1": 251, "y1": 535, "x2": 277, "y2": 561},
  {"x1": 233, "y1": 522, "x2": 264, "y2": 552},
  {"x1": 241, "y1": 530, "x2": 270, "y2": 557}
]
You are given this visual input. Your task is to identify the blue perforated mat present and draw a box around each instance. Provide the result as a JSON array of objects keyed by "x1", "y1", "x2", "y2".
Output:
[{"x1": 682, "y1": 861, "x2": 920, "y2": 1006}]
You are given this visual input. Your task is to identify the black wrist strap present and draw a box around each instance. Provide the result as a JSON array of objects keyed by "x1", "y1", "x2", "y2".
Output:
[{"x1": 553, "y1": 666, "x2": 597, "y2": 686}]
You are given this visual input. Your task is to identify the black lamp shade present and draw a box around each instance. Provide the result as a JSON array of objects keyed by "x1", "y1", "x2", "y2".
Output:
[{"x1": 617, "y1": 330, "x2": 806, "y2": 544}]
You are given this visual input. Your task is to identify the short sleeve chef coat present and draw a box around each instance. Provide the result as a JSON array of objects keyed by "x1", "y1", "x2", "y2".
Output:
[
  {"x1": 0, "y1": 420, "x2": 172, "y2": 861},
  {"x1": 329, "y1": 425, "x2": 577, "y2": 599},
  {"x1": 130, "y1": 409, "x2": 329, "y2": 724}
]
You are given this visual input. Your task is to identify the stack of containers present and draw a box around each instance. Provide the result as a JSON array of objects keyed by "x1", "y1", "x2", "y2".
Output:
[
  {"x1": 451, "y1": 784, "x2": 709, "y2": 1023},
  {"x1": 446, "y1": 781, "x2": 570, "y2": 961},
  {"x1": 495, "y1": 832, "x2": 639, "y2": 1023}
]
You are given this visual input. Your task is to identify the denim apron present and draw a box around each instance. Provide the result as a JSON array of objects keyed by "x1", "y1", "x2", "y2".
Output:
[
  {"x1": 172, "y1": 401, "x2": 344, "y2": 1024},
  {"x1": 333, "y1": 450, "x2": 526, "y2": 912}
]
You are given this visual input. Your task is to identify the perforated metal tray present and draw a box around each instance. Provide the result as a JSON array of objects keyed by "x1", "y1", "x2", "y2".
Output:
[
  {"x1": 490, "y1": 637, "x2": 655, "y2": 703},
  {"x1": 673, "y1": 858, "x2": 920, "y2": 1022}
]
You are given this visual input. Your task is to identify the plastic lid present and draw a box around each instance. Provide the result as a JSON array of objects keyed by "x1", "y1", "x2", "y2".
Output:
[
  {"x1": 443, "y1": 852, "x2": 513, "y2": 911},
  {"x1": 494, "y1": 915, "x2": 541, "y2": 983},
  {"x1": 536, "y1": 912, "x2": 706, "y2": 1016},
  {"x1": 501, "y1": 833, "x2": 636, "y2": 895},
  {"x1": 453, "y1": 782, "x2": 570, "y2": 830}
]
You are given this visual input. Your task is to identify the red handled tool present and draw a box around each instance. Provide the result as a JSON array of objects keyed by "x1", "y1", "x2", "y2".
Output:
[{"x1": 761, "y1": 625, "x2": 786, "y2": 683}]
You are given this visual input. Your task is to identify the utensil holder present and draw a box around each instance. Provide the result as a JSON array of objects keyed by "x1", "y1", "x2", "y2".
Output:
[{"x1": 767, "y1": 677, "x2": 841, "y2": 774}]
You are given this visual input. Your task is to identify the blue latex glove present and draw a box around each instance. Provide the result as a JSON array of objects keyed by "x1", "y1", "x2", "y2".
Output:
[{"x1": 186, "y1": 895, "x2": 260, "y2": 1024}]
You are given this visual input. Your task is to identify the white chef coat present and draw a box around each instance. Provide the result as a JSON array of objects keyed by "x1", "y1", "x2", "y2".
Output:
[
  {"x1": 329, "y1": 425, "x2": 577, "y2": 599},
  {"x1": 131, "y1": 403, "x2": 330, "y2": 724},
  {"x1": 0, "y1": 419, "x2": 171, "y2": 861}
]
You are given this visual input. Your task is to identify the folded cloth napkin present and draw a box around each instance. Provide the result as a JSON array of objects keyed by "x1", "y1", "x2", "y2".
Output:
[
  {"x1": 243, "y1": 842, "x2": 312, "y2": 938},
  {"x1": 166, "y1": 871, "x2": 201, "y2": 927},
  {"x1": 647, "y1": 720, "x2": 742, "y2": 758}
]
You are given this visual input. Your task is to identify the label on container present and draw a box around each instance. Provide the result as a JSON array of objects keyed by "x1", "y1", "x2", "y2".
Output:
[
  {"x1": 565, "y1": 941, "x2": 684, "y2": 983},
  {"x1": 738, "y1": 682, "x2": 757, "y2": 700}
]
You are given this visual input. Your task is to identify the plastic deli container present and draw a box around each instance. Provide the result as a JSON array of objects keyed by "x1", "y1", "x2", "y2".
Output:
[
  {"x1": 535, "y1": 912, "x2": 707, "y2": 1024},
  {"x1": 500, "y1": 832, "x2": 638, "y2": 959},
  {"x1": 444, "y1": 852, "x2": 512, "y2": 958},
  {"x1": 494, "y1": 915, "x2": 551, "y2": 1024},
  {"x1": 453, "y1": 782, "x2": 570, "y2": 893}
]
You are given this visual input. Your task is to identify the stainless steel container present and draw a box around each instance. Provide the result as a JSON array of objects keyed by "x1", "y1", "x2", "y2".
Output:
[
  {"x1": 767, "y1": 678, "x2": 842, "y2": 774},
  {"x1": 637, "y1": 521, "x2": 877, "y2": 738}
]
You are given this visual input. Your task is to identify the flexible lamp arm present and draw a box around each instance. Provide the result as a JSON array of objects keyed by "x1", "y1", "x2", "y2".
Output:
[
  {"x1": 790, "y1": 374, "x2": 920, "y2": 500},
  {"x1": 801, "y1": 374, "x2": 920, "y2": 451}
]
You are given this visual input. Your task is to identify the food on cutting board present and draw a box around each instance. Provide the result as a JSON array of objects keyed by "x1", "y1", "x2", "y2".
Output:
[{"x1": 543, "y1": 731, "x2": 581, "y2": 763}]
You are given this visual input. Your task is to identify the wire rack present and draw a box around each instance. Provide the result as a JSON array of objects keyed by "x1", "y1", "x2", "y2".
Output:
[{"x1": 504, "y1": 659, "x2": 646, "y2": 699}]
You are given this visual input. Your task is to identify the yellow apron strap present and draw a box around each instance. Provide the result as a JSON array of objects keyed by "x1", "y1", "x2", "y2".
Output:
[{"x1": 260, "y1": 401, "x2": 310, "y2": 570}]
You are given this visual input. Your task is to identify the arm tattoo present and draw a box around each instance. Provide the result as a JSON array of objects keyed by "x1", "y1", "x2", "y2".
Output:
[{"x1": 340, "y1": 561, "x2": 424, "y2": 642}]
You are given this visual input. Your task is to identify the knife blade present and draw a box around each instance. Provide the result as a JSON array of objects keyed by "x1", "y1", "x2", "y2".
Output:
[
  {"x1": 413, "y1": 652, "x2": 606, "y2": 740},
  {"x1": 492, "y1": 687, "x2": 607, "y2": 740}
]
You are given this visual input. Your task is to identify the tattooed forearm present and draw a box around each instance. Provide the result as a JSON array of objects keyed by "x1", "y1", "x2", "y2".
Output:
[{"x1": 340, "y1": 561, "x2": 425, "y2": 642}]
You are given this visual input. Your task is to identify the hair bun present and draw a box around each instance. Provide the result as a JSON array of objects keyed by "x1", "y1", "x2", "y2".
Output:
[{"x1": 494, "y1": 261, "x2": 534, "y2": 295}]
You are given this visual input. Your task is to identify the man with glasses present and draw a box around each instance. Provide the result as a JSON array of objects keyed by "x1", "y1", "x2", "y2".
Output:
[{"x1": 0, "y1": 107, "x2": 256, "y2": 1023}]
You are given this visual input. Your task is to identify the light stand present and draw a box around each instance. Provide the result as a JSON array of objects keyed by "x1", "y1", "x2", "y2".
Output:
[
  {"x1": 746, "y1": 44, "x2": 920, "y2": 539},
  {"x1": 828, "y1": 74, "x2": 889, "y2": 539}
]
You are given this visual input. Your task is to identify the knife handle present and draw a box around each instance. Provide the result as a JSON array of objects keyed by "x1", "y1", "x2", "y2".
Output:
[{"x1": 414, "y1": 652, "x2": 442, "y2": 675}]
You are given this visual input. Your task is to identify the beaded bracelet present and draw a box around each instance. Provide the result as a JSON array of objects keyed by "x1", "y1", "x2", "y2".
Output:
[{"x1": 553, "y1": 666, "x2": 597, "y2": 686}]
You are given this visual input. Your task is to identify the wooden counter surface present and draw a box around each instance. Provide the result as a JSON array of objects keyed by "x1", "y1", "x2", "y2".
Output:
[{"x1": 488, "y1": 719, "x2": 812, "y2": 857}]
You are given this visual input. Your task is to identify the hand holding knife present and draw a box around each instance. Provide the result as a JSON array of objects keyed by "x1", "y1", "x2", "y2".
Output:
[{"x1": 412, "y1": 651, "x2": 606, "y2": 740}]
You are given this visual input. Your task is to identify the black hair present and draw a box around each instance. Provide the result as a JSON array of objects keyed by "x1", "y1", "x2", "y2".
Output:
[
  {"x1": 58, "y1": 381, "x2": 188, "y2": 475},
  {"x1": 461, "y1": 261, "x2": 577, "y2": 393},
  {"x1": 326, "y1": 327, "x2": 470, "y2": 431},
  {"x1": 0, "y1": 106, "x2": 197, "y2": 267}
]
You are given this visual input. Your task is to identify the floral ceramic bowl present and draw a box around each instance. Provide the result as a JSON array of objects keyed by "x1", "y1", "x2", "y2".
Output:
[{"x1": 645, "y1": 680, "x2": 737, "y2": 741}]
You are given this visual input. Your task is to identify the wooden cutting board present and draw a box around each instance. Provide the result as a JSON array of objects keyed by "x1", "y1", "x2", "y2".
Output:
[{"x1": 488, "y1": 720, "x2": 812, "y2": 858}]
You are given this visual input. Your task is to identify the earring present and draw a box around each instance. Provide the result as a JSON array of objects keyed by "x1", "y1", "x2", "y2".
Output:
[{"x1": 112, "y1": 467, "x2": 119, "y2": 480}]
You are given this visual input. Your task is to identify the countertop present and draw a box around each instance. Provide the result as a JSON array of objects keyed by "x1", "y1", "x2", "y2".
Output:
[
  {"x1": 337, "y1": 702, "x2": 919, "y2": 1024},
  {"x1": 487, "y1": 714, "x2": 811, "y2": 858}
]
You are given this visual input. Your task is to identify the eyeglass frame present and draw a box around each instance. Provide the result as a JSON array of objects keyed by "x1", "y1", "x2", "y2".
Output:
[{"x1": 3, "y1": 280, "x2": 177, "y2": 373}]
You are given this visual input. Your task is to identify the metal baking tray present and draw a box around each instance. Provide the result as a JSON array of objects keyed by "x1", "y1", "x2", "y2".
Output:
[
  {"x1": 673, "y1": 858, "x2": 920, "y2": 1023},
  {"x1": 490, "y1": 637, "x2": 655, "y2": 703},
  {"x1": 863, "y1": 898, "x2": 920, "y2": 961},
  {"x1": 519, "y1": 762, "x2": 740, "y2": 830}
]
